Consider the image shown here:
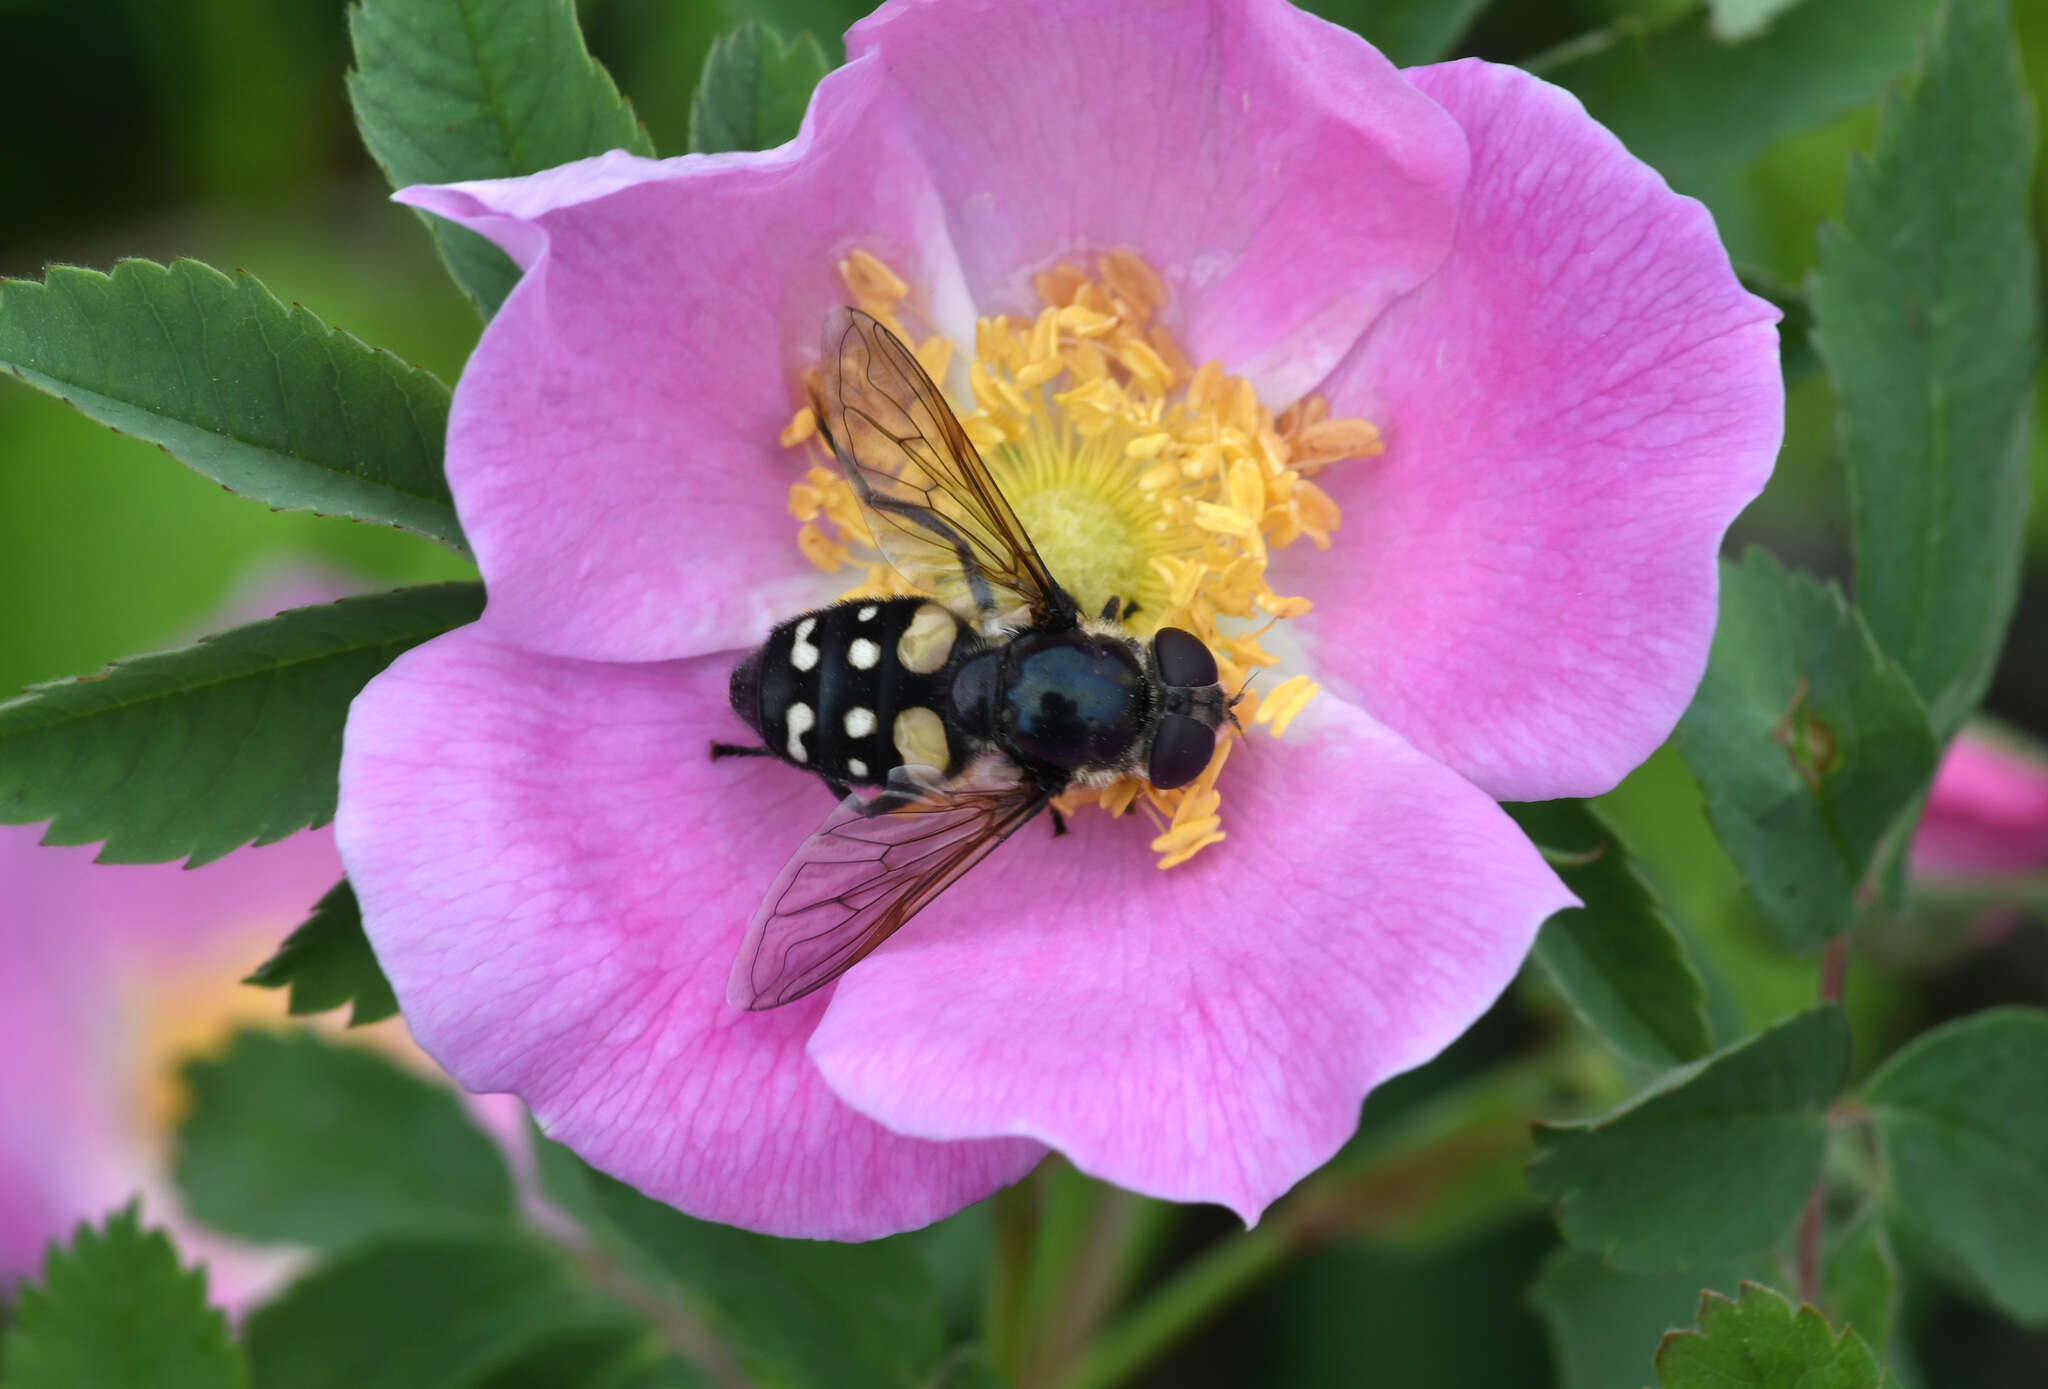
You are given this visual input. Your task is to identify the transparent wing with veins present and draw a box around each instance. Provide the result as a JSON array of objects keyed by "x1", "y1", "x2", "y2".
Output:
[
  {"x1": 811, "y1": 307, "x2": 1077, "y2": 628},
  {"x1": 727, "y1": 765, "x2": 1050, "y2": 1010}
]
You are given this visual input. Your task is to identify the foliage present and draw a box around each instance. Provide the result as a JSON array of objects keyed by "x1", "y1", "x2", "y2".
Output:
[
  {"x1": 244, "y1": 880, "x2": 399, "y2": 1026},
  {"x1": 242, "y1": 1234, "x2": 676, "y2": 1389},
  {"x1": 1528, "y1": 1008, "x2": 1848, "y2": 1270},
  {"x1": 1511, "y1": 799, "x2": 1713, "y2": 1069},
  {"x1": 690, "y1": 20, "x2": 832, "y2": 154},
  {"x1": 0, "y1": 1207, "x2": 246, "y2": 1389},
  {"x1": 1656, "y1": 1283, "x2": 1898, "y2": 1388},
  {"x1": 2, "y1": 0, "x2": 2046, "y2": 1385},
  {"x1": 0, "y1": 584, "x2": 483, "y2": 864},
  {"x1": 1861, "y1": 1009, "x2": 2048, "y2": 1324},
  {"x1": 1810, "y1": 0, "x2": 2039, "y2": 738},
  {"x1": 538, "y1": 1141, "x2": 950, "y2": 1389},
  {"x1": 1673, "y1": 551, "x2": 1937, "y2": 948},
  {"x1": 173, "y1": 1029, "x2": 515, "y2": 1251},
  {"x1": 1542, "y1": 0, "x2": 1939, "y2": 197},
  {"x1": 0, "y1": 260, "x2": 463, "y2": 552},
  {"x1": 348, "y1": 0, "x2": 655, "y2": 317}
]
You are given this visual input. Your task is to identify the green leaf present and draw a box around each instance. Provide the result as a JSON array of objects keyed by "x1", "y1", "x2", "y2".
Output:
[
  {"x1": 244, "y1": 881, "x2": 397, "y2": 1027},
  {"x1": 1301, "y1": 0, "x2": 1491, "y2": 65},
  {"x1": 1509, "y1": 799, "x2": 1713, "y2": 1070},
  {"x1": 173, "y1": 1028, "x2": 512, "y2": 1251},
  {"x1": 1672, "y1": 550, "x2": 1938, "y2": 950},
  {"x1": 1809, "y1": 0, "x2": 2039, "y2": 737},
  {"x1": 1541, "y1": 0, "x2": 1938, "y2": 195},
  {"x1": 0, "y1": 259, "x2": 462, "y2": 552},
  {"x1": 243, "y1": 1233, "x2": 656, "y2": 1389},
  {"x1": 1656, "y1": 1282, "x2": 1898, "y2": 1388},
  {"x1": 544, "y1": 1141, "x2": 946, "y2": 1389},
  {"x1": 348, "y1": 0, "x2": 655, "y2": 317},
  {"x1": 1824, "y1": 1211, "x2": 1899, "y2": 1353},
  {"x1": 0, "y1": 1206, "x2": 246, "y2": 1389},
  {"x1": 1529, "y1": 1008, "x2": 1849, "y2": 1271},
  {"x1": 471, "y1": 1332, "x2": 710, "y2": 1389},
  {"x1": 0, "y1": 583, "x2": 483, "y2": 865},
  {"x1": 689, "y1": 21, "x2": 832, "y2": 155},
  {"x1": 1532, "y1": 1249, "x2": 1765, "y2": 1389},
  {"x1": 1861, "y1": 1007, "x2": 2048, "y2": 1324}
]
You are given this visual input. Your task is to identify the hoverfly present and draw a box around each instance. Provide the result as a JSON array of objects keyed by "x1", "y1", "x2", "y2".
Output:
[{"x1": 714, "y1": 308, "x2": 1234, "y2": 1010}]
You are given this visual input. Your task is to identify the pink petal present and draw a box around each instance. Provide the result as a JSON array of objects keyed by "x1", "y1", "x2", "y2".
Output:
[
  {"x1": 398, "y1": 61, "x2": 966, "y2": 664},
  {"x1": 849, "y1": 0, "x2": 1469, "y2": 402},
  {"x1": 1290, "y1": 60, "x2": 1783, "y2": 801},
  {"x1": 808, "y1": 699, "x2": 1574, "y2": 1223},
  {"x1": 1910, "y1": 729, "x2": 2048, "y2": 878},
  {"x1": 336, "y1": 627, "x2": 1043, "y2": 1238}
]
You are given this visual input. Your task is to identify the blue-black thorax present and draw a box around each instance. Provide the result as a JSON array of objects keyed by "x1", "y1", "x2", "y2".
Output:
[{"x1": 950, "y1": 629, "x2": 1148, "y2": 773}]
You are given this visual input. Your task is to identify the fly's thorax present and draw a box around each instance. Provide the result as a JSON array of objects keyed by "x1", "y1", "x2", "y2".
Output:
[
  {"x1": 994, "y1": 629, "x2": 1149, "y2": 775},
  {"x1": 735, "y1": 597, "x2": 977, "y2": 783}
]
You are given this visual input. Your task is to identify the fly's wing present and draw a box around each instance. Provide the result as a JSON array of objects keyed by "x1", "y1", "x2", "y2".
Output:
[
  {"x1": 813, "y1": 307, "x2": 1078, "y2": 627},
  {"x1": 727, "y1": 765, "x2": 1050, "y2": 1010}
]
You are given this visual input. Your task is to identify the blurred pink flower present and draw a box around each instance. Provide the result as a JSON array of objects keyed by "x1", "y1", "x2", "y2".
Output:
[
  {"x1": 0, "y1": 825, "x2": 340, "y2": 1302},
  {"x1": 338, "y1": 0, "x2": 1782, "y2": 1237},
  {"x1": 1910, "y1": 728, "x2": 2048, "y2": 879},
  {"x1": 1, "y1": 569, "x2": 523, "y2": 1306}
]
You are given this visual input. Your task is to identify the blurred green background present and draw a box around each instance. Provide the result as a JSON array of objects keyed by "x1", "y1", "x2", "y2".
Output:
[{"x1": 3, "y1": 0, "x2": 2045, "y2": 1384}]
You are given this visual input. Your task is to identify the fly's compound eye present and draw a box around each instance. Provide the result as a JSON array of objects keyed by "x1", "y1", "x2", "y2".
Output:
[
  {"x1": 1148, "y1": 713, "x2": 1215, "y2": 790},
  {"x1": 1151, "y1": 626, "x2": 1218, "y2": 688}
]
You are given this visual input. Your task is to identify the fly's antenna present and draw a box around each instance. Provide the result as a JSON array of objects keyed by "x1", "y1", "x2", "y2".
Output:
[{"x1": 1224, "y1": 671, "x2": 1259, "y2": 738}]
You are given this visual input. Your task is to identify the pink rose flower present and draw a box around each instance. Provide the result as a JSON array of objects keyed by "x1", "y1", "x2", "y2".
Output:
[
  {"x1": 0, "y1": 825, "x2": 340, "y2": 1303},
  {"x1": 338, "y1": 0, "x2": 1781, "y2": 1238},
  {"x1": 1910, "y1": 728, "x2": 2048, "y2": 880}
]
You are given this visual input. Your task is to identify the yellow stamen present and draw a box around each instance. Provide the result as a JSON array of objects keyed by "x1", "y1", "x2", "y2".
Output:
[
  {"x1": 778, "y1": 251, "x2": 1379, "y2": 866},
  {"x1": 839, "y1": 248, "x2": 909, "y2": 304},
  {"x1": 779, "y1": 406, "x2": 817, "y2": 448},
  {"x1": 1253, "y1": 674, "x2": 1321, "y2": 738}
]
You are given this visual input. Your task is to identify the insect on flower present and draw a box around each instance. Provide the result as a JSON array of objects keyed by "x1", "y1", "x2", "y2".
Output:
[{"x1": 715, "y1": 309, "x2": 1238, "y2": 1009}]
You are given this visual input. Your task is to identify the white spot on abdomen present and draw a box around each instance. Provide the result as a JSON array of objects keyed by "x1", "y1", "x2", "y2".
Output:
[
  {"x1": 785, "y1": 702, "x2": 815, "y2": 762},
  {"x1": 856, "y1": 605, "x2": 878, "y2": 622},
  {"x1": 790, "y1": 617, "x2": 819, "y2": 672},
  {"x1": 847, "y1": 758, "x2": 868, "y2": 778},
  {"x1": 844, "y1": 706, "x2": 876, "y2": 738},
  {"x1": 848, "y1": 638, "x2": 880, "y2": 670}
]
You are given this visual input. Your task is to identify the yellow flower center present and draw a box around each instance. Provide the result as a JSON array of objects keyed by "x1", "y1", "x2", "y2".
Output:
[
  {"x1": 781, "y1": 249, "x2": 1382, "y2": 867},
  {"x1": 129, "y1": 926, "x2": 287, "y2": 1138}
]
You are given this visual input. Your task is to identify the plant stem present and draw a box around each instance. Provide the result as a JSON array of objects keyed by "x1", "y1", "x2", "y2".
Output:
[
  {"x1": 1907, "y1": 873, "x2": 2048, "y2": 912},
  {"x1": 1818, "y1": 933, "x2": 1850, "y2": 1006},
  {"x1": 567, "y1": 1240, "x2": 749, "y2": 1389},
  {"x1": 1048, "y1": 1045, "x2": 1591, "y2": 1389},
  {"x1": 1794, "y1": 1179, "x2": 1827, "y2": 1309},
  {"x1": 1049, "y1": 1218, "x2": 1294, "y2": 1389},
  {"x1": 1796, "y1": 933, "x2": 1853, "y2": 1307},
  {"x1": 984, "y1": 1177, "x2": 1041, "y2": 1381}
]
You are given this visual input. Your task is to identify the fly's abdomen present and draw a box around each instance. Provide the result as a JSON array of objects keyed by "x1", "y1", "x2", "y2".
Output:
[{"x1": 743, "y1": 597, "x2": 971, "y2": 784}]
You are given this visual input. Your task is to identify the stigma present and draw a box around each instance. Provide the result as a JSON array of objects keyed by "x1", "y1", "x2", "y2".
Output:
[{"x1": 781, "y1": 249, "x2": 1377, "y2": 866}]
